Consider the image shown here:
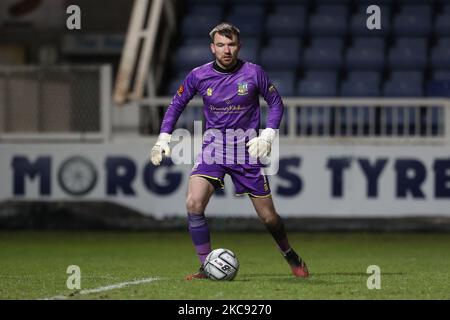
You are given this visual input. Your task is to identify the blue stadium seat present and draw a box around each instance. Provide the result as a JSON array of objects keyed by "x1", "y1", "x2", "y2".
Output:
[
  {"x1": 227, "y1": 13, "x2": 264, "y2": 37},
  {"x1": 260, "y1": 45, "x2": 301, "y2": 70},
  {"x1": 181, "y1": 15, "x2": 221, "y2": 37},
  {"x1": 400, "y1": 5, "x2": 432, "y2": 17},
  {"x1": 228, "y1": 4, "x2": 265, "y2": 18},
  {"x1": 304, "y1": 38, "x2": 343, "y2": 70},
  {"x1": 268, "y1": 37, "x2": 302, "y2": 52},
  {"x1": 239, "y1": 37, "x2": 261, "y2": 51},
  {"x1": 267, "y1": 71, "x2": 296, "y2": 96},
  {"x1": 273, "y1": 5, "x2": 307, "y2": 16},
  {"x1": 310, "y1": 37, "x2": 344, "y2": 51},
  {"x1": 183, "y1": 37, "x2": 211, "y2": 46},
  {"x1": 352, "y1": 37, "x2": 385, "y2": 50},
  {"x1": 309, "y1": 11, "x2": 348, "y2": 36},
  {"x1": 435, "y1": 14, "x2": 450, "y2": 36},
  {"x1": 266, "y1": 12, "x2": 307, "y2": 36},
  {"x1": 341, "y1": 78, "x2": 381, "y2": 97},
  {"x1": 340, "y1": 72, "x2": 381, "y2": 96},
  {"x1": 430, "y1": 43, "x2": 450, "y2": 69},
  {"x1": 391, "y1": 71, "x2": 423, "y2": 82},
  {"x1": 188, "y1": 5, "x2": 224, "y2": 19},
  {"x1": 315, "y1": 5, "x2": 349, "y2": 17},
  {"x1": 388, "y1": 38, "x2": 428, "y2": 70},
  {"x1": 383, "y1": 72, "x2": 424, "y2": 96},
  {"x1": 348, "y1": 71, "x2": 381, "y2": 83},
  {"x1": 174, "y1": 45, "x2": 212, "y2": 70},
  {"x1": 261, "y1": 37, "x2": 302, "y2": 70},
  {"x1": 297, "y1": 72, "x2": 338, "y2": 96},
  {"x1": 238, "y1": 46, "x2": 259, "y2": 64},
  {"x1": 345, "y1": 44, "x2": 385, "y2": 70},
  {"x1": 394, "y1": 8, "x2": 432, "y2": 36},
  {"x1": 433, "y1": 71, "x2": 450, "y2": 80}
]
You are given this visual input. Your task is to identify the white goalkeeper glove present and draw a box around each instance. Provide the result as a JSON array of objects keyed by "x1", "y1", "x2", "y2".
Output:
[
  {"x1": 246, "y1": 128, "x2": 276, "y2": 158},
  {"x1": 150, "y1": 133, "x2": 171, "y2": 166}
]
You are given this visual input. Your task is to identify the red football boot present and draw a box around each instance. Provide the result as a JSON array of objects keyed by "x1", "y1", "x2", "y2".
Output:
[
  {"x1": 283, "y1": 249, "x2": 310, "y2": 278},
  {"x1": 185, "y1": 266, "x2": 208, "y2": 280}
]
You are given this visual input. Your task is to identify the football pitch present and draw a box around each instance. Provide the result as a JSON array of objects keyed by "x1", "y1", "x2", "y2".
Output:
[{"x1": 0, "y1": 231, "x2": 449, "y2": 300}]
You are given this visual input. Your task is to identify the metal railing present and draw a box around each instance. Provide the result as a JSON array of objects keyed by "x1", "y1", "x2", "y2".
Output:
[
  {"x1": 141, "y1": 97, "x2": 450, "y2": 145},
  {"x1": 0, "y1": 65, "x2": 112, "y2": 142}
]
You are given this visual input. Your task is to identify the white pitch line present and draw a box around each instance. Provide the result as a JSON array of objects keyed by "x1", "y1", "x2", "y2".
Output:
[{"x1": 42, "y1": 277, "x2": 160, "y2": 300}]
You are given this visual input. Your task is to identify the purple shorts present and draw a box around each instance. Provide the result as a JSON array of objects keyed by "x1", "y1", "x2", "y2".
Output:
[{"x1": 190, "y1": 163, "x2": 271, "y2": 198}]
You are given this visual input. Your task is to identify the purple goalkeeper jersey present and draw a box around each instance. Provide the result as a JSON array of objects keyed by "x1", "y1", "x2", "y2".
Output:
[{"x1": 160, "y1": 59, "x2": 284, "y2": 166}]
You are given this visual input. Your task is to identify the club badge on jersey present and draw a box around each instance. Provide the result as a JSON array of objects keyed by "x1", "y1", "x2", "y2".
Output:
[{"x1": 237, "y1": 82, "x2": 248, "y2": 95}]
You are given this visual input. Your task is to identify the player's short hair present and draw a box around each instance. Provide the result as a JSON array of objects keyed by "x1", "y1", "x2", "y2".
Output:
[{"x1": 209, "y1": 23, "x2": 240, "y2": 43}]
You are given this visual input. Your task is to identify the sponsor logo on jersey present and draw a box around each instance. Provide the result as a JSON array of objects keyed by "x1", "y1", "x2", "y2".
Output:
[{"x1": 207, "y1": 88, "x2": 213, "y2": 96}]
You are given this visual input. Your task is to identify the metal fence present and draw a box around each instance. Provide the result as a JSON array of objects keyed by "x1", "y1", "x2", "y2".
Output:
[
  {"x1": 0, "y1": 65, "x2": 111, "y2": 142},
  {"x1": 141, "y1": 97, "x2": 450, "y2": 145}
]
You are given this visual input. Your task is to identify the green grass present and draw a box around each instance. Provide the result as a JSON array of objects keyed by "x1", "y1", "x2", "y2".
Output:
[{"x1": 0, "y1": 231, "x2": 449, "y2": 299}]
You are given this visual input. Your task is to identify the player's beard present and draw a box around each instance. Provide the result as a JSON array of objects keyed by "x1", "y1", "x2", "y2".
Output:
[{"x1": 218, "y1": 54, "x2": 237, "y2": 70}]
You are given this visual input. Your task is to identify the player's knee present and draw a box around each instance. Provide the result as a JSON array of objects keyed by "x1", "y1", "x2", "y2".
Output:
[
  {"x1": 260, "y1": 213, "x2": 278, "y2": 227},
  {"x1": 186, "y1": 195, "x2": 206, "y2": 213}
]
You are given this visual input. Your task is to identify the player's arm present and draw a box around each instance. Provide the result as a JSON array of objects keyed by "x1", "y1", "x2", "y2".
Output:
[
  {"x1": 246, "y1": 67, "x2": 284, "y2": 158},
  {"x1": 150, "y1": 71, "x2": 198, "y2": 165}
]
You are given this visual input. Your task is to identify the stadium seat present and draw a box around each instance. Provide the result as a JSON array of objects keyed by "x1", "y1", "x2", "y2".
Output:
[
  {"x1": 267, "y1": 71, "x2": 296, "y2": 96},
  {"x1": 309, "y1": 10, "x2": 348, "y2": 36},
  {"x1": 226, "y1": 13, "x2": 264, "y2": 37},
  {"x1": 174, "y1": 45, "x2": 212, "y2": 71},
  {"x1": 268, "y1": 37, "x2": 302, "y2": 52},
  {"x1": 433, "y1": 71, "x2": 450, "y2": 80},
  {"x1": 303, "y1": 38, "x2": 343, "y2": 70},
  {"x1": 435, "y1": 14, "x2": 450, "y2": 36},
  {"x1": 297, "y1": 71, "x2": 338, "y2": 96},
  {"x1": 239, "y1": 37, "x2": 261, "y2": 51},
  {"x1": 383, "y1": 72, "x2": 424, "y2": 97},
  {"x1": 352, "y1": 37, "x2": 385, "y2": 49},
  {"x1": 394, "y1": 7, "x2": 432, "y2": 36},
  {"x1": 341, "y1": 71, "x2": 381, "y2": 97},
  {"x1": 228, "y1": 4, "x2": 265, "y2": 19},
  {"x1": 273, "y1": 5, "x2": 307, "y2": 16},
  {"x1": 238, "y1": 46, "x2": 259, "y2": 64},
  {"x1": 266, "y1": 12, "x2": 307, "y2": 36},
  {"x1": 260, "y1": 45, "x2": 301, "y2": 70},
  {"x1": 180, "y1": 15, "x2": 221, "y2": 37},
  {"x1": 345, "y1": 42, "x2": 385, "y2": 70},
  {"x1": 315, "y1": 5, "x2": 349, "y2": 17},
  {"x1": 340, "y1": 76, "x2": 381, "y2": 97},
  {"x1": 388, "y1": 38, "x2": 428, "y2": 70},
  {"x1": 431, "y1": 47, "x2": 450, "y2": 69},
  {"x1": 260, "y1": 37, "x2": 302, "y2": 70},
  {"x1": 188, "y1": 5, "x2": 224, "y2": 19}
]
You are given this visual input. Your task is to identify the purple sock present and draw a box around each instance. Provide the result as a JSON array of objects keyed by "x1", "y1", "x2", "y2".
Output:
[{"x1": 187, "y1": 212, "x2": 211, "y2": 265}]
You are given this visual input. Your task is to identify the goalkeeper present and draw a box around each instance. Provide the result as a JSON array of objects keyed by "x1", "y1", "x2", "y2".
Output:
[{"x1": 151, "y1": 23, "x2": 309, "y2": 280}]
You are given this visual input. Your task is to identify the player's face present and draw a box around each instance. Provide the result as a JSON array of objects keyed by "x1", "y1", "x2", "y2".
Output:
[{"x1": 210, "y1": 33, "x2": 240, "y2": 69}]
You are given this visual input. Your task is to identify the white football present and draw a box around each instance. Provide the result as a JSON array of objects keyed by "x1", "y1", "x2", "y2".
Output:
[{"x1": 203, "y1": 248, "x2": 239, "y2": 281}]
